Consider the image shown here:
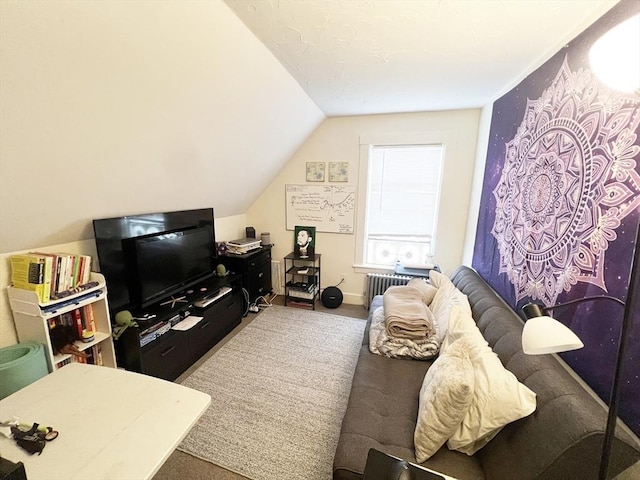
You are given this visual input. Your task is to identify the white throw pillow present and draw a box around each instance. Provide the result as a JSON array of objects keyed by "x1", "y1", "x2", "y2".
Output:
[
  {"x1": 445, "y1": 305, "x2": 537, "y2": 455},
  {"x1": 414, "y1": 338, "x2": 475, "y2": 463},
  {"x1": 407, "y1": 277, "x2": 438, "y2": 305},
  {"x1": 428, "y1": 271, "x2": 472, "y2": 345}
]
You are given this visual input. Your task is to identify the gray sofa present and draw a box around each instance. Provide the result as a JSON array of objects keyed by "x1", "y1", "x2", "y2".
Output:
[{"x1": 333, "y1": 265, "x2": 640, "y2": 480}]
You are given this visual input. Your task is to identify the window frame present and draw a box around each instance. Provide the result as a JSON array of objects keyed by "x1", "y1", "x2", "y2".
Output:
[{"x1": 354, "y1": 131, "x2": 451, "y2": 273}]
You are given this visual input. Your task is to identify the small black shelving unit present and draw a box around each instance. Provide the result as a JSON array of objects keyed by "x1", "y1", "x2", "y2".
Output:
[{"x1": 284, "y1": 252, "x2": 321, "y2": 309}]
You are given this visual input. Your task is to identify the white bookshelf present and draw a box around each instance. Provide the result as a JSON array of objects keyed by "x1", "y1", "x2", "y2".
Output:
[{"x1": 8, "y1": 272, "x2": 117, "y2": 371}]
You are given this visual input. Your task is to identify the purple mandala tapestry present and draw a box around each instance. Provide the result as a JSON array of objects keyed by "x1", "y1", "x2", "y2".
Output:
[
  {"x1": 491, "y1": 56, "x2": 640, "y2": 306},
  {"x1": 472, "y1": 0, "x2": 640, "y2": 437}
]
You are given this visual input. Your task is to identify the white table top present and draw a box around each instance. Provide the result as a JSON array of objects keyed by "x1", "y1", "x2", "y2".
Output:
[{"x1": 0, "y1": 363, "x2": 211, "y2": 480}]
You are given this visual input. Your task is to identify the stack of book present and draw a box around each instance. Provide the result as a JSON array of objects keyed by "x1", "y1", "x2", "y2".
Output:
[
  {"x1": 10, "y1": 252, "x2": 93, "y2": 303},
  {"x1": 286, "y1": 281, "x2": 318, "y2": 300}
]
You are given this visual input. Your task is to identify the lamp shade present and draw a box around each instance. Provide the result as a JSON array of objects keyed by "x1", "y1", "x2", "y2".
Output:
[
  {"x1": 588, "y1": 14, "x2": 640, "y2": 93},
  {"x1": 522, "y1": 315, "x2": 584, "y2": 355}
]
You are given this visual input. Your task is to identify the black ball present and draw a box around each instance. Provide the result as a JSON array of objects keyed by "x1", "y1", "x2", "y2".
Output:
[{"x1": 321, "y1": 286, "x2": 343, "y2": 308}]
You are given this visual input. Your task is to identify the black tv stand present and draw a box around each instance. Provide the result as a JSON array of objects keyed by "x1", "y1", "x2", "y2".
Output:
[{"x1": 114, "y1": 274, "x2": 243, "y2": 381}]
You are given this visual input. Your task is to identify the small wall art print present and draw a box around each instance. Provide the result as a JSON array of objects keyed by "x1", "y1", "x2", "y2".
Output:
[
  {"x1": 294, "y1": 225, "x2": 316, "y2": 258},
  {"x1": 306, "y1": 162, "x2": 325, "y2": 182},
  {"x1": 329, "y1": 162, "x2": 349, "y2": 182}
]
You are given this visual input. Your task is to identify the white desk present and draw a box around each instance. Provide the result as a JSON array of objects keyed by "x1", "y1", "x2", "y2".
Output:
[{"x1": 0, "y1": 363, "x2": 211, "y2": 480}]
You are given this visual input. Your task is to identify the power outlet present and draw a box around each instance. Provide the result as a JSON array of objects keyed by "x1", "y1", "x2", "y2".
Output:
[{"x1": 340, "y1": 273, "x2": 346, "y2": 284}]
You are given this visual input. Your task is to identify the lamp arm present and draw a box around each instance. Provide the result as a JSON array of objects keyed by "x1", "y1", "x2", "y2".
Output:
[{"x1": 541, "y1": 295, "x2": 625, "y2": 314}]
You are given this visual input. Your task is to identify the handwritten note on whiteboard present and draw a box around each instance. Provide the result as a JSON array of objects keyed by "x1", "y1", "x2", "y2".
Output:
[{"x1": 285, "y1": 184, "x2": 356, "y2": 234}]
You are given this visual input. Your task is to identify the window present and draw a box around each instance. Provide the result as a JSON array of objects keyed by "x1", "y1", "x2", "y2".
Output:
[{"x1": 361, "y1": 143, "x2": 444, "y2": 268}]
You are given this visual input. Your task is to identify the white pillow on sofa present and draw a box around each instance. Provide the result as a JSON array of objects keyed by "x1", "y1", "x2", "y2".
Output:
[
  {"x1": 444, "y1": 305, "x2": 537, "y2": 455},
  {"x1": 428, "y1": 270, "x2": 472, "y2": 344},
  {"x1": 414, "y1": 337, "x2": 475, "y2": 463},
  {"x1": 407, "y1": 277, "x2": 438, "y2": 305}
]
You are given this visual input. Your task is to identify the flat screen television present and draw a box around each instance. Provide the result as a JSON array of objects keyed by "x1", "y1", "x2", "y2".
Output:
[
  {"x1": 123, "y1": 226, "x2": 214, "y2": 308},
  {"x1": 93, "y1": 208, "x2": 216, "y2": 313}
]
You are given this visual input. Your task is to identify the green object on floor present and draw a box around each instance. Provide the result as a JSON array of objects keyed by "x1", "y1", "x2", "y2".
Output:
[{"x1": 0, "y1": 341, "x2": 49, "y2": 400}]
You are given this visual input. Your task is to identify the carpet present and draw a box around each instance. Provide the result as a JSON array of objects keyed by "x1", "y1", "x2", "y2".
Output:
[{"x1": 178, "y1": 305, "x2": 366, "y2": 480}]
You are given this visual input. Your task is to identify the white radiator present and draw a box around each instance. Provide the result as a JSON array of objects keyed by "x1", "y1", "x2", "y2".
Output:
[
  {"x1": 271, "y1": 260, "x2": 282, "y2": 294},
  {"x1": 364, "y1": 273, "x2": 412, "y2": 307}
]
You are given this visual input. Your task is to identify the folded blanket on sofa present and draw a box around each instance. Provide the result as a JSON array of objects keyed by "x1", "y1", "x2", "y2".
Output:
[
  {"x1": 383, "y1": 285, "x2": 435, "y2": 339},
  {"x1": 369, "y1": 306, "x2": 439, "y2": 359}
]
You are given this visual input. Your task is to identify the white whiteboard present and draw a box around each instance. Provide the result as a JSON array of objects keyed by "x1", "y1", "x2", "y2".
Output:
[{"x1": 286, "y1": 184, "x2": 356, "y2": 234}]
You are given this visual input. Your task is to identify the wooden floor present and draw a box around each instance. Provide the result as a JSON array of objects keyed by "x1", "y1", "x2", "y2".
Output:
[{"x1": 153, "y1": 295, "x2": 368, "y2": 480}]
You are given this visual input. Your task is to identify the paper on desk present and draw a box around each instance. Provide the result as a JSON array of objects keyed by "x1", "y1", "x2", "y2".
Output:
[{"x1": 171, "y1": 316, "x2": 203, "y2": 331}]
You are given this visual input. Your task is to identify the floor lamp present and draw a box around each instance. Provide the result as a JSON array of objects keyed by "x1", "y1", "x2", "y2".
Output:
[{"x1": 521, "y1": 221, "x2": 640, "y2": 480}]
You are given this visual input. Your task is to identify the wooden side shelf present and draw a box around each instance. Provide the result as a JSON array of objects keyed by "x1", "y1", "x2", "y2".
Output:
[{"x1": 8, "y1": 272, "x2": 117, "y2": 372}]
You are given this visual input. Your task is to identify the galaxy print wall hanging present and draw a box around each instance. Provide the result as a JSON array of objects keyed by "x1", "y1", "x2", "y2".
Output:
[{"x1": 472, "y1": 0, "x2": 640, "y2": 436}]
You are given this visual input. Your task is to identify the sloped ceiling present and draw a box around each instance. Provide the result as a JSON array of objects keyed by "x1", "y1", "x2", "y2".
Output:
[
  {"x1": 225, "y1": 0, "x2": 619, "y2": 116},
  {"x1": 0, "y1": 0, "x2": 324, "y2": 253}
]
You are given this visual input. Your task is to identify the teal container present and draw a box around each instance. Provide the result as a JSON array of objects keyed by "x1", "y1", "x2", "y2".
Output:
[{"x1": 0, "y1": 341, "x2": 49, "y2": 400}]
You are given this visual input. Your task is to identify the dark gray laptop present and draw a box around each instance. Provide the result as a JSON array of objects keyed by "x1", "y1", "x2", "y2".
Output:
[{"x1": 362, "y1": 449, "x2": 446, "y2": 480}]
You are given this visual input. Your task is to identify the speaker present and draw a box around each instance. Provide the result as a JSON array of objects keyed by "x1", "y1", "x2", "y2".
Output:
[
  {"x1": 321, "y1": 286, "x2": 343, "y2": 309},
  {"x1": 245, "y1": 226, "x2": 256, "y2": 238}
]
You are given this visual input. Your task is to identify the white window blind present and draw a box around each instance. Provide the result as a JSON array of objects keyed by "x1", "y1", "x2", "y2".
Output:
[{"x1": 364, "y1": 144, "x2": 444, "y2": 267}]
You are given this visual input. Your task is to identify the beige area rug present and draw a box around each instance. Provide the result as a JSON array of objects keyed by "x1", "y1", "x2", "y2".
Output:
[{"x1": 178, "y1": 305, "x2": 366, "y2": 480}]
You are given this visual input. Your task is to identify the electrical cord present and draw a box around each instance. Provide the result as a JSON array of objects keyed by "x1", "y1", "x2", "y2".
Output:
[
  {"x1": 248, "y1": 292, "x2": 278, "y2": 313},
  {"x1": 241, "y1": 287, "x2": 250, "y2": 316},
  {"x1": 256, "y1": 293, "x2": 277, "y2": 309}
]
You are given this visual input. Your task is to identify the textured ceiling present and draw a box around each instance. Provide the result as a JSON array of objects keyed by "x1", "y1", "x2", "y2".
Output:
[{"x1": 225, "y1": 0, "x2": 618, "y2": 116}]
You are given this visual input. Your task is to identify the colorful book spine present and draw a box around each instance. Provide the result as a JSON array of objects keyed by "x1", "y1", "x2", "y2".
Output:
[
  {"x1": 72, "y1": 308, "x2": 83, "y2": 339},
  {"x1": 82, "y1": 255, "x2": 93, "y2": 285},
  {"x1": 81, "y1": 305, "x2": 96, "y2": 333},
  {"x1": 91, "y1": 344, "x2": 103, "y2": 366},
  {"x1": 9, "y1": 253, "x2": 52, "y2": 303}
]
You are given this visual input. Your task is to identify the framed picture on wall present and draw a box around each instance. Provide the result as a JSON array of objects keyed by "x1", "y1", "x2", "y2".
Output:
[
  {"x1": 329, "y1": 162, "x2": 349, "y2": 182},
  {"x1": 306, "y1": 162, "x2": 325, "y2": 182},
  {"x1": 294, "y1": 225, "x2": 316, "y2": 258}
]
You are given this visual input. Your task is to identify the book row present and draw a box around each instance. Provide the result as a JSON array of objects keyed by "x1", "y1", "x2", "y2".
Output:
[
  {"x1": 56, "y1": 343, "x2": 104, "y2": 369},
  {"x1": 9, "y1": 252, "x2": 93, "y2": 303},
  {"x1": 48, "y1": 304, "x2": 97, "y2": 340}
]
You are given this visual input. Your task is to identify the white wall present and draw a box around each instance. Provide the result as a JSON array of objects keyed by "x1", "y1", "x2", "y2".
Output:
[
  {"x1": 462, "y1": 104, "x2": 494, "y2": 264},
  {"x1": 247, "y1": 110, "x2": 480, "y2": 304},
  {"x1": 0, "y1": 0, "x2": 324, "y2": 254}
]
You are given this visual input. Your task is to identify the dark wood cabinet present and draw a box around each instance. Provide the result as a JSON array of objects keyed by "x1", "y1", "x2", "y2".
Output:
[
  {"x1": 115, "y1": 275, "x2": 242, "y2": 381},
  {"x1": 188, "y1": 291, "x2": 242, "y2": 360},
  {"x1": 140, "y1": 330, "x2": 190, "y2": 381},
  {"x1": 221, "y1": 247, "x2": 272, "y2": 306}
]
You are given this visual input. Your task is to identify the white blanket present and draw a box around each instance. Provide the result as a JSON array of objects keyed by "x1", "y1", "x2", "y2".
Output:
[
  {"x1": 383, "y1": 285, "x2": 436, "y2": 339},
  {"x1": 369, "y1": 306, "x2": 440, "y2": 360}
]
